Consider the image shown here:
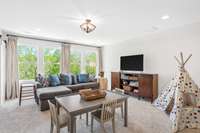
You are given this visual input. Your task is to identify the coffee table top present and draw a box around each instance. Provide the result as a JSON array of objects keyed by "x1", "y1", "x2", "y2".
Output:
[{"x1": 55, "y1": 91, "x2": 128, "y2": 115}]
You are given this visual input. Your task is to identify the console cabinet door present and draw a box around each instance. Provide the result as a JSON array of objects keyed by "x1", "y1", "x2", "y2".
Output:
[
  {"x1": 111, "y1": 72, "x2": 120, "y2": 90},
  {"x1": 138, "y1": 75, "x2": 153, "y2": 98}
]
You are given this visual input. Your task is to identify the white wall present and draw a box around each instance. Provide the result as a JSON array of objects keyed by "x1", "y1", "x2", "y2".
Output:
[{"x1": 103, "y1": 22, "x2": 200, "y2": 93}]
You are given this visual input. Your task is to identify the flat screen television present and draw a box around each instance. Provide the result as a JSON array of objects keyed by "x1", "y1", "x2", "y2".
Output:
[{"x1": 120, "y1": 54, "x2": 144, "y2": 71}]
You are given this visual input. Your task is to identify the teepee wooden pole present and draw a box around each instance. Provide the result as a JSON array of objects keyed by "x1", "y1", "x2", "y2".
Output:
[
  {"x1": 180, "y1": 52, "x2": 184, "y2": 67},
  {"x1": 174, "y1": 56, "x2": 182, "y2": 66},
  {"x1": 183, "y1": 54, "x2": 192, "y2": 65}
]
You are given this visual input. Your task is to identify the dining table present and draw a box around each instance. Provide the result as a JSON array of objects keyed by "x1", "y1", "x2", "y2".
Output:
[{"x1": 55, "y1": 90, "x2": 129, "y2": 133}]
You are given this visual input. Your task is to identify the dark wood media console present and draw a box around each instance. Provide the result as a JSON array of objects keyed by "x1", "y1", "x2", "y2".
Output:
[{"x1": 111, "y1": 72, "x2": 158, "y2": 102}]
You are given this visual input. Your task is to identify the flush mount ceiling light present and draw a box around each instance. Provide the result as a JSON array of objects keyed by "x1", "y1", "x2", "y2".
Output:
[
  {"x1": 161, "y1": 15, "x2": 170, "y2": 20},
  {"x1": 80, "y1": 19, "x2": 96, "y2": 33}
]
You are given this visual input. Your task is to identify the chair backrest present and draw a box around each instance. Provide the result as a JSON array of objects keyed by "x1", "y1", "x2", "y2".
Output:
[
  {"x1": 101, "y1": 99, "x2": 118, "y2": 122},
  {"x1": 113, "y1": 89, "x2": 124, "y2": 108},
  {"x1": 48, "y1": 100, "x2": 59, "y2": 126}
]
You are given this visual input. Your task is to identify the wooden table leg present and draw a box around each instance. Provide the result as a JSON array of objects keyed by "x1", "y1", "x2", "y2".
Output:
[
  {"x1": 124, "y1": 99, "x2": 128, "y2": 127},
  {"x1": 70, "y1": 115, "x2": 76, "y2": 133}
]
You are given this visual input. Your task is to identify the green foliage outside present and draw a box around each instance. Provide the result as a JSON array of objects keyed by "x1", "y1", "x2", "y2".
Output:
[
  {"x1": 18, "y1": 45, "x2": 97, "y2": 80},
  {"x1": 85, "y1": 52, "x2": 96, "y2": 75},
  {"x1": 18, "y1": 46, "x2": 37, "y2": 79},
  {"x1": 70, "y1": 51, "x2": 81, "y2": 75},
  {"x1": 44, "y1": 48, "x2": 61, "y2": 76}
]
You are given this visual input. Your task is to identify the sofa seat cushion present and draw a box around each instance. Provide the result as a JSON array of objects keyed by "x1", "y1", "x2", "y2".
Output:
[
  {"x1": 66, "y1": 82, "x2": 99, "y2": 92},
  {"x1": 37, "y1": 86, "x2": 71, "y2": 100}
]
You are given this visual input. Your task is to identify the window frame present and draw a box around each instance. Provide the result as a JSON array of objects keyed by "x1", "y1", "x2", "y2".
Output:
[
  {"x1": 17, "y1": 39, "x2": 61, "y2": 80},
  {"x1": 70, "y1": 45, "x2": 99, "y2": 76},
  {"x1": 17, "y1": 38, "x2": 100, "y2": 80}
]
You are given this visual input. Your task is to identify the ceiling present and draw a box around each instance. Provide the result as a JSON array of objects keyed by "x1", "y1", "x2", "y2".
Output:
[{"x1": 0, "y1": 0, "x2": 200, "y2": 46}]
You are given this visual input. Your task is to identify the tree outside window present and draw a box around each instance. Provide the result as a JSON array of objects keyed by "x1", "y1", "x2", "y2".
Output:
[
  {"x1": 84, "y1": 52, "x2": 96, "y2": 75},
  {"x1": 70, "y1": 51, "x2": 81, "y2": 74},
  {"x1": 18, "y1": 45, "x2": 37, "y2": 80},
  {"x1": 18, "y1": 44, "x2": 98, "y2": 80},
  {"x1": 70, "y1": 49, "x2": 97, "y2": 75},
  {"x1": 44, "y1": 48, "x2": 61, "y2": 76}
]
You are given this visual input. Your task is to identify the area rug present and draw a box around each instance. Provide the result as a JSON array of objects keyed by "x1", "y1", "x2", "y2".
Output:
[{"x1": 0, "y1": 97, "x2": 199, "y2": 133}]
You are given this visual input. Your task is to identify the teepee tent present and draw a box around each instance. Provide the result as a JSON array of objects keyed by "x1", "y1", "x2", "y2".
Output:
[{"x1": 154, "y1": 53, "x2": 200, "y2": 133}]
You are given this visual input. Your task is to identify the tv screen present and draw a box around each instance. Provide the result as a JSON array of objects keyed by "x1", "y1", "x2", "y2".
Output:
[{"x1": 120, "y1": 54, "x2": 144, "y2": 71}]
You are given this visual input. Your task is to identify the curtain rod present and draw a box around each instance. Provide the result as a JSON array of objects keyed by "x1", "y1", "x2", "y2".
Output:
[{"x1": 7, "y1": 34, "x2": 101, "y2": 48}]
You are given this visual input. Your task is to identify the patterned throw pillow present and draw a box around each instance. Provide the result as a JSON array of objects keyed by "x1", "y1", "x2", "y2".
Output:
[
  {"x1": 48, "y1": 75, "x2": 61, "y2": 86},
  {"x1": 88, "y1": 75, "x2": 96, "y2": 82},
  {"x1": 78, "y1": 74, "x2": 89, "y2": 83},
  {"x1": 60, "y1": 73, "x2": 72, "y2": 85},
  {"x1": 35, "y1": 74, "x2": 49, "y2": 88}
]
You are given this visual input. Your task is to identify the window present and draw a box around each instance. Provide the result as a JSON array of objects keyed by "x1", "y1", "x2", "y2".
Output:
[
  {"x1": 84, "y1": 52, "x2": 97, "y2": 75},
  {"x1": 44, "y1": 48, "x2": 61, "y2": 76},
  {"x1": 70, "y1": 50, "x2": 81, "y2": 74},
  {"x1": 17, "y1": 39, "x2": 61, "y2": 80},
  {"x1": 17, "y1": 39, "x2": 99, "y2": 80},
  {"x1": 70, "y1": 46, "x2": 98, "y2": 76},
  {"x1": 17, "y1": 45, "x2": 37, "y2": 80}
]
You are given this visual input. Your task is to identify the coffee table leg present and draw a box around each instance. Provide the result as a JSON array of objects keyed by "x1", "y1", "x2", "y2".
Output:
[
  {"x1": 124, "y1": 99, "x2": 128, "y2": 127},
  {"x1": 70, "y1": 115, "x2": 76, "y2": 133}
]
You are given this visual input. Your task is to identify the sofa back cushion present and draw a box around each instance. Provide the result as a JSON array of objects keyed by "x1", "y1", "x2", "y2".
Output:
[
  {"x1": 60, "y1": 73, "x2": 72, "y2": 85},
  {"x1": 78, "y1": 74, "x2": 89, "y2": 83},
  {"x1": 71, "y1": 74, "x2": 78, "y2": 84},
  {"x1": 48, "y1": 75, "x2": 60, "y2": 86}
]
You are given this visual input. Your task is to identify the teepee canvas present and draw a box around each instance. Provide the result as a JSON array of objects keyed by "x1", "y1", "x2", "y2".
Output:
[{"x1": 154, "y1": 53, "x2": 200, "y2": 133}]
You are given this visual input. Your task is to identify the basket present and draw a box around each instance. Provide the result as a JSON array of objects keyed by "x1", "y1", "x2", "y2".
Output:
[{"x1": 79, "y1": 89, "x2": 107, "y2": 101}]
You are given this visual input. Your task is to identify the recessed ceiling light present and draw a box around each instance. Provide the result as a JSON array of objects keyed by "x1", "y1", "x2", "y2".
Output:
[{"x1": 161, "y1": 15, "x2": 170, "y2": 20}]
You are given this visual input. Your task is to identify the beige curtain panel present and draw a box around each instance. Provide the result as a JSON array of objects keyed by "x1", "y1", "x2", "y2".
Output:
[
  {"x1": 5, "y1": 36, "x2": 19, "y2": 100},
  {"x1": 98, "y1": 47, "x2": 103, "y2": 72},
  {"x1": 61, "y1": 44, "x2": 70, "y2": 73}
]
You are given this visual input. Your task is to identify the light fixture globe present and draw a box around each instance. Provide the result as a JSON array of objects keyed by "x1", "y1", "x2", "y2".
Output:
[{"x1": 80, "y1": 19, "x2": 96, "y2": 33}]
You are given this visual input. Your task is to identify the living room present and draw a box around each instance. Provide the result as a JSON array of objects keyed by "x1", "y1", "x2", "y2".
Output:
[{"x1": 1, "y1": 0, "x2": 200, "y2": 133}]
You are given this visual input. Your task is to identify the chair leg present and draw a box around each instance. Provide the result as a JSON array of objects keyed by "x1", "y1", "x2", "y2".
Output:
[
  {"x1": 100, "y1": 123, "x2": 106, "y2": 133},
  {"x1": 86, "y1": 112, "x2": 89, "y2": 126},
  {"x1": 19, "y1": 86, "x2": 22, "y2": 106},
  {"x1": 56, "y1": 126, "x2": 60, "y2": 133},
  {"x1": 112, "y1": 118, "x2": 116, "y2": 133},
  {"x1": 80, "y1": 114, "x2": 82, "y2": 119},
  {"x1": 50, "y1": 122, "x2": 53, "y2": 133},
  {"x1": 91, "y1": 116, "x2": 94, "y2": 133},
  {"x1": 121, "y1": 105, "x2": 124, "y2": 118}
]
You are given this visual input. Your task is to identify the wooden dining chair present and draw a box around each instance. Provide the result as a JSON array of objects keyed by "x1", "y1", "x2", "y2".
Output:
[
  {"x1": 113, "y1": 88, "x2": 124, "y2": 118},
  {"x1": 48, "y1": 100, "x2": 69, "y2": 133},
  {"x1": 91, "y1": 99, "x2": 118, "y2": 133}
]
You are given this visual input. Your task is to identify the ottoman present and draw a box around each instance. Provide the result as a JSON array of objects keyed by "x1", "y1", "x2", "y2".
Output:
[{"x1": 36, "y1": 86, "x2": 72, "y2": 111}]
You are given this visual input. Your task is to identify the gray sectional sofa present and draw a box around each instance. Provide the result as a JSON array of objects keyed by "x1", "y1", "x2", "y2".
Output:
[{"x1": 35, "y1": 81, "x2": 99, "y2": 111}]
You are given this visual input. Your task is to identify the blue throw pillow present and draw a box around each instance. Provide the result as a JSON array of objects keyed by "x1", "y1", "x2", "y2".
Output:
[
  {"x1": 78, "y1": 74, "x2": 89, "y2": 83},
  {"x1": 48, "y1": 75, "x2": 60, "y2": 86},
  {"x1": 60, "y1": 73, "x2": 72, "y2": 85}
]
